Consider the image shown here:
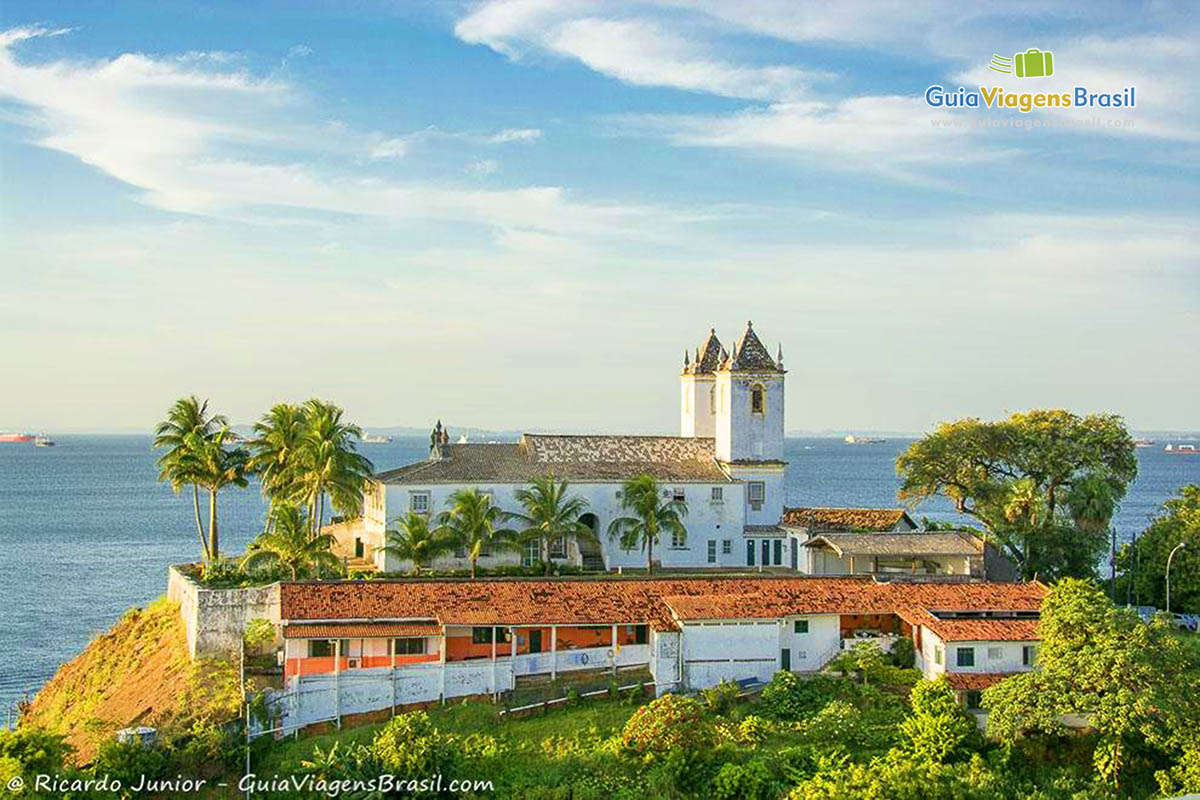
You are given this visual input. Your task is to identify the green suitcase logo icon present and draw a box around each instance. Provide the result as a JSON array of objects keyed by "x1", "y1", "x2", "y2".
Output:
[{"x1": 1014, "y1": 48, "x2": 1053, "y2": 78}]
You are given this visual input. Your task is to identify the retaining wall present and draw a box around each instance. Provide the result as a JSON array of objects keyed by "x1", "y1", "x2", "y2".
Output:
[{"x1": 167, "y1": 565, "x2": 281, "y2": 659}]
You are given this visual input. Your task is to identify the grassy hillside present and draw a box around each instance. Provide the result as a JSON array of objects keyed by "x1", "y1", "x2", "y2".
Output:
[{"x1": 21, "y1": 597, "x2": 240, "y2": 764}]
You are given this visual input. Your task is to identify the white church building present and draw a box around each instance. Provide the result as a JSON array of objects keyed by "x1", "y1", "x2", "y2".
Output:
[{"x1": 335, "y1": 321, "x2": 996, "y2": 577}]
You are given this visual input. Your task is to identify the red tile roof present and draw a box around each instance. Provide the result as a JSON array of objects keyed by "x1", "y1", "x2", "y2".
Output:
[
  {"x1": 945, "y1": 672, "x2": 1019, "y2": 691},
  {"x1": 280, "y1": 577, "x2": 1047, "y2": 639},
  {"x1": 283, "y1": 622, "x2": 441, "y2": 639}
]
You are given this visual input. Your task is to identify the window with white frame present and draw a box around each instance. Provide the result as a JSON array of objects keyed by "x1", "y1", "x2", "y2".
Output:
[
  {"x1": 550, "y1": 535, "x2": 566, "y2": 559},
  {"x1": 722, "y1": 539, "x2": 732, "y2": 554},
  {"x1": 987, "y1": 646, "x2": 1003, "y2": 660},
  {"x1": 956, "y1": 647, "x2": 976, "y2": 668},
  {"x1": 934, "y1": 644, "x2": 944, "y2": 666},
  {"x1": 707, "y1": 540, "x2": 717, "y2": 563},
  {"x1": 748, "y1": 482, "x2": 765, "y2": 510},
  {"x1": 410, "y1": 491, "x2": 430, "y2": 514},
  {"x1": 672, "y1": 487, "x2": 686, "y2": 503},
  {"x1": 1022, "y1": 644, "x2": 1036, "y2": 666},
  {"x1": 522, "y1": 539, "x2": 539, "y2": 566},
  {"x1": 711, "y1": 486, "x2": 723, "y2": 503},
  {"x1": 671, "y1": 528, "x2": 687, "y2": 549}
]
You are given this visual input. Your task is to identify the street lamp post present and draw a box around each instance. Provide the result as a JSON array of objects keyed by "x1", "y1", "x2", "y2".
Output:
[{"x1": 1166, "y1": 542, "x2": 1186, "y2": 614}]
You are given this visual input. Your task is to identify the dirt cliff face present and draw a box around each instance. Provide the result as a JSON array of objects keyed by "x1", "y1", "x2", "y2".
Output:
[{"x1": 22, "y1": 598, "x2": 240, "y2": 764}]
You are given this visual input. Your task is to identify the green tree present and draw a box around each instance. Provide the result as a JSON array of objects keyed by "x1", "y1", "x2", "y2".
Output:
[
  {"x1": 379, "y1": 512, "x2": 456, "y2": 574},
  {"x1": 153, "y1": 395, "x2": 228, "y2": 563},
  {"x1": 242, "y1": 505, "x2": 341, "y2": 581},
  {"x1": 1117, "y1": 485, "x2": 1200, "y2": 612},
  {"x1": 508, "y1": 474, "x2": 596, "y2": 575},
  {"x1": 294, "y1": 399, "x2": 374, "y2": 535},
  {"x1": 897, "y1": 410, "x2": 1136, "y2": 579},
  {"x1": 607, "y1": 474, "x2": 688, "y2": 574},
  {"x1": 898, "y1": 678, "x2": 980, "y2": 764},
  {"x1": 247, "y1": 403, "x2": 306, "y2": 532},
  {"x1": 436, "y1": 488, "x2": 517, "y2": 579},
  {"x1": 983, "y1": 578, "x2": 1200, "y2": 790}
]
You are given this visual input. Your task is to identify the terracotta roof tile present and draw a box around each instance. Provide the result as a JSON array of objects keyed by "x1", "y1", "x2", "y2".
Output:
[
  {"x1": 280, "y1": 577, "x2": 1047, "y2": 640},
  {"x1": 782, "y1": 507, "x2": 915, "y2": 531},
  {"x1": 283, "y1": 623, "x2": 441, "y2": 639},
  {"x1": 945, "y1": 672, "x2": 1018, "y2": 691}
]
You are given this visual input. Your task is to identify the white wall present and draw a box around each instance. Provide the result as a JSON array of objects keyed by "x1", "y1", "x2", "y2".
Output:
[
  {"x1": 680, "y1": 620, "x2": 778, "y2": 689},
  {"x1": 649, "y1": 630, "x2": 681, "y2": 692},
  {"x1": 944, "y1": 640, "x2": 1036, "y2": 674},
  {"x1": 382, "y1": 480, "x2": 747, "y2": 571},
  {"x1": 680, "y1": 374, "x2": 717, "y2": 438},
  {"x1": 167, "y1": 565, "x2": 280, "y2": 658},
  {"x1": 275, "y1": 661, "x2": 514, "y2": 735},
  {"x1": 715, "y1": 372, "x2": 785, "y2": 464}
]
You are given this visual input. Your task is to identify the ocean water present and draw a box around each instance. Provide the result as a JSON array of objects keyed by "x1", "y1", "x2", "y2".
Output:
[{"x1": 1, "y1": 434, "x2": 1197, "y2": 716}]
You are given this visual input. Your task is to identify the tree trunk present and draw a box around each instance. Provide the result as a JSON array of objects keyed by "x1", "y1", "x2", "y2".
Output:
[
  {"x1": 192, "y1": 485, "x2": 210, "y2": 561},
  {"x1": 208, "y1": 489, "x2": 220, "y2": 563},
  {"x1": 646, "y1": 535, "x2": 654, "y2": 574},
  {"x1": 471, "y1": 557, "x2": 477, "y2": 580}
]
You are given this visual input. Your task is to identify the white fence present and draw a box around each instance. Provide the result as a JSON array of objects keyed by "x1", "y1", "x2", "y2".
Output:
[
  {"x1": 511, "y1": 644, "x2": 651, "y2": 677},
  {"x1": 271, "y1": 660, "x2": 515, "y2": 735},
  {"x1": 267, "y1": 645, "x2": 653, "y2": 735}
]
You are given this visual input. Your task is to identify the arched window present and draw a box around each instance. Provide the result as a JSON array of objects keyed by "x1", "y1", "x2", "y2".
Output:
[
  {"x1": 708, "y1": 384, "x2": 716, "y2": 414},
  {"x1": 751, "y1": 384, "x2": 765, "y2": 415}
]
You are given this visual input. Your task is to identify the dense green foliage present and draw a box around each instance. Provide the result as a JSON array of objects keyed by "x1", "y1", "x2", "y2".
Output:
[
  {"x1": 896, "y1": 409, "x2": 1137, "y2": 580},
  {"x1": 242, "y1": 504, "x2": 341, "y2": 581},
  {"x1": 1116, "y1": 484, "x2": 1200, "y2": 612},
  {"x1": 984, "y1": 578, "x2": 1200, "y2": 794}
]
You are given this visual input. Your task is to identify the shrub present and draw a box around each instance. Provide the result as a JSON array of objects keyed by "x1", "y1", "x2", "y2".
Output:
[
  {"x1": 90, "y1": 737, "x2": 170, "y2": 787},
  {"x1": 891, "y1": 637, "x2": 916, "y2": 668},
  {"x1": 0, "y1": 728, "x2": 73, "y2": 779},
  {"x1": 620, "y1": 693, "x2": 711, "y2": 757},
  {"x1": 794, "y1": 700, "x2": 877, "y2": 752},
  {"x1": 712, "y1": 758, "x2": 776, "y2": 800},
  {"x1": 898, "y1": 679, "x2": 982, "y2": 765},
  {"x1": 760, "y1": 671, "x2": 840, "y2": 720},
  {"x1": 170, "y1": 721, "x2": 242, "y2": 773},
  {"x1": 737, "y1": 715, "x2": 773, "y2": 744},
  {"x1": 303, "y1": 741, "x2": 382, "y2": 784},
  {"x1": 701, "y1": 679, "x2": 742, "y2": 716},
  {"x1": 372, "y1": 711, "x2": 460, "y2": 775}
]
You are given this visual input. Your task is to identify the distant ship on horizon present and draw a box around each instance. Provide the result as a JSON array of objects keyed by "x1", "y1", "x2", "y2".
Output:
[
  {"x1": 361, "y1": 433, "x2": 392, "y2": 444},
  {"x1": 0, "y1": 431, "x2": 35, "y2": 443},
  {"x1": 1165, "y1": 444, "x2": 1198, "y2": 455},
  {"x1": 844, "y1": 434, "x2": 886, "y2": 445}
]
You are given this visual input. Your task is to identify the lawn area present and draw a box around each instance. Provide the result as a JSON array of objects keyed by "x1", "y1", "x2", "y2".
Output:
[{"x1": 255, "y1": 693, "x2": 643, "y2": 776}]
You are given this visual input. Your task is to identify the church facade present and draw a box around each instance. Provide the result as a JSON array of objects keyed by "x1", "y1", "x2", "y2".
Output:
[{"x1": 347, "y1": 321, "x2": 807, "y2": 573}]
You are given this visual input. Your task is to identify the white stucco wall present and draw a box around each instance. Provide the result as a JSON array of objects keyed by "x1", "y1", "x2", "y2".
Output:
[
  {"x1": 917, "y1": 628, "x2": 1037, "y2": 681},
  {"x1": 715, "y1": 372, "x2": 785, "y2": 463},
  {"x1": 168, "y1": 565, "x2": 281, "y2": 659},
  {"x1": 380, "y1": 479, "x2": 747, "y2": 571},
  {"x1": 680, "y1": 374, "x2": 717, "y2": 438}
]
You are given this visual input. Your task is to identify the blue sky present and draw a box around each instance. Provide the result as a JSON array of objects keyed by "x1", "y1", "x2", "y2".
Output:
[{"x1": 0, "y1": 1, "x2": 1197, "y2": 434}]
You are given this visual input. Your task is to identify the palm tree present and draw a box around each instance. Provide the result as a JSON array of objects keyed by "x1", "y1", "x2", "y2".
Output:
[
  {"x1": 294, "y1": 399, "x2": 374, "y2": 535},
  {"x1": 154, "y1": 396, "x2": 227, "y2": 563},
  {"x1": 378, "y1": 512, "x2": 456, "y2": 575},
  {"x1": 242, "y1": 505, "x2": 341, "y2": 581},
  {"x1": 179, "y1": 427, "x2": 250, "y2": 563},
  {"x1": 248, "y1": 403, "x2": 306, "y2": 532},
  {"x1": 508, "y1": 474, "x2": 596, "y2": 575},
  {"x1": 1066, "y1": 473, "x2": 1119, "y2": 533},
  {"x1": 436, "y1": 488, "x2": 518, "y2": 579},
  {"x1": 607, "y1": 474, "x2": 688, "y2": 574}
]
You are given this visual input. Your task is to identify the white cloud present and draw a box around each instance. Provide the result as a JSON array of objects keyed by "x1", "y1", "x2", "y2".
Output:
[
  {"x1": 488, "y1": 127, "x2": 542, "y2": 143},
  {"x1": 0, "y1": 27, "x2": 678, "y2": 239}
]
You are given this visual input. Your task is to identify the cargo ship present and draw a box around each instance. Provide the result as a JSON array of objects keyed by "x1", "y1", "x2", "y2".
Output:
[
  {"x1": 1165, "y1": 444, "x2": 1199, "y2": 455},
  {"x1": 0, "y1": 431, "x2": 35, "y2": 443}
]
